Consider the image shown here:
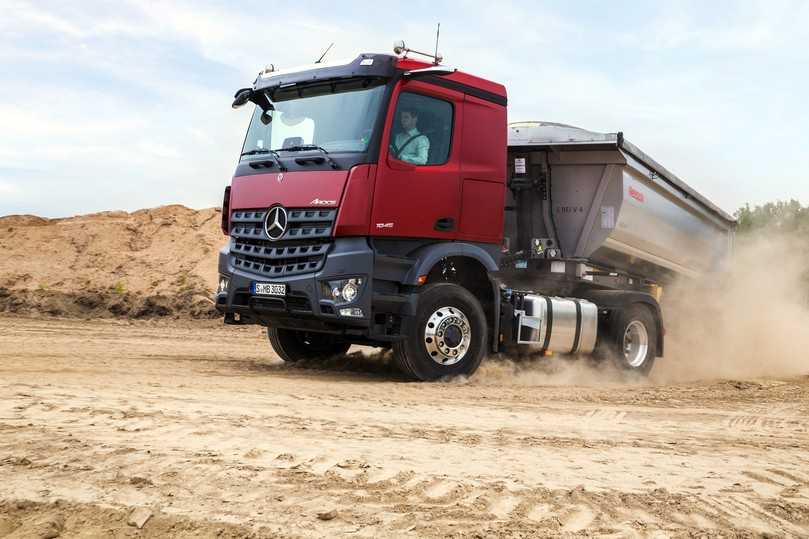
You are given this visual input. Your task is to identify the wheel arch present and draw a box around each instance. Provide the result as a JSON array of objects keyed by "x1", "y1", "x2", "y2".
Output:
[
  {"x1": 404, "y1": 244, "x2": 501, "y2": 354},
  {"x1": 402, "y1": 242, "x2": 500, "y2": 285}
]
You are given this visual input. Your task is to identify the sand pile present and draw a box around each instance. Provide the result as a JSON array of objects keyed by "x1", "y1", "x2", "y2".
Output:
[{"x1": 0, "y1": 205, "x2": 224, "y2": 318}]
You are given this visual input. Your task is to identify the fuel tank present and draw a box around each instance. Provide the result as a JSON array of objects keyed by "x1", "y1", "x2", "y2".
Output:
[
  {"x1": 515, "y1": 294, "x2": 598, "y2": 354},
  {"x1": 505, "y1": 122, "x2": 736, "y2": 280}
]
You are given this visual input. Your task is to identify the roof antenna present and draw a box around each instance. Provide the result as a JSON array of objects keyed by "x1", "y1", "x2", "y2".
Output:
[
  {"x1": 315, "y1": 42, "x2": 334, "y2": 64},
  {"x1": 433, "y1": 23, "x2": 441, "y2": 65}
]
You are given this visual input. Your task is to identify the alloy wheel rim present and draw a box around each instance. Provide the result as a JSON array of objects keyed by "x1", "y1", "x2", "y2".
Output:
[
  {"x1": 623, "y1": 320, "x2": 649, "y2": 368},
  {"x1": 424, "y1": 306, "x2": 472, "y2": 366}
]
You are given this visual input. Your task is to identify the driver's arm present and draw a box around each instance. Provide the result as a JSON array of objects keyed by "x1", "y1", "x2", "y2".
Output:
[{"x1": 412, "y1": 135, "x2": 429, "y2": 165}]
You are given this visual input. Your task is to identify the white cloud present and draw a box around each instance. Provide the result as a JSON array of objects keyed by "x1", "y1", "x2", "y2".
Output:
[
  {"x1": 0, "y1": 0, "x2": 807, "y2": 217},
  {"x1": 0, "y1": 181, "x2": 19, "y2": 193},
  {"x1": 619, "y1": 0, "x2": 809, "y2": 55}
]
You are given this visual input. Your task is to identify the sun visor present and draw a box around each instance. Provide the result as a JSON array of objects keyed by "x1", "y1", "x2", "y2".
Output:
[{"x1": 253, "y1": 54, "x2": 398, "y2": 94}]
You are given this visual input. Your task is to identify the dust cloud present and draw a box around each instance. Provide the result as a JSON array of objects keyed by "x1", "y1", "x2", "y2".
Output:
[
  {"x1": 462, "y1": 355, "x2": 645, "y2": 387},
  {"x1": 470, "y1": 232, "x2": 809, "y2": 387},
  {"x1": 654, "y1": 232, "x2": 809, "y2": 382}
]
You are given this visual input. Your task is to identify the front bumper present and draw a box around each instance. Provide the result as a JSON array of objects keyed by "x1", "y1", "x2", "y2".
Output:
[{"x1": 215, "y1": 237, "x2": 374, "y2": 332}]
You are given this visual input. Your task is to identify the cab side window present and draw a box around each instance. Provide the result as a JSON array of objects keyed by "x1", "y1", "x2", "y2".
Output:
[{"x1": 390, "y1": 92, "x2": 453, "y2": 166}]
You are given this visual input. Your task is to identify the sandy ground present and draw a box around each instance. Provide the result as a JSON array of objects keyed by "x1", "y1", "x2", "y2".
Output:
[{"x1": 1, "y1": 316, "x2": 808, "y2": 538}]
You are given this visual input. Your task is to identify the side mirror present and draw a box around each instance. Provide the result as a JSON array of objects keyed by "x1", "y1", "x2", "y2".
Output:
[{"x1": 232, "y1": 88, "x2": 253, "y2": 109}]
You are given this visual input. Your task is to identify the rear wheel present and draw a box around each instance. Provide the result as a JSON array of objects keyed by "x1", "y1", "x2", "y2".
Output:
[
  {"x1": 393, "y1": 283, "x2": 487, "y2": 381},
  {"x1": 597, "y1": 304, "x2": 658, "y2": 374},
  {"x1": 267, "y1": 328, "x2": 350, "y2": 362}
]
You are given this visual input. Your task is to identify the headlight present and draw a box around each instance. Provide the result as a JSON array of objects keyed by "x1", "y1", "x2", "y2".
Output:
[
  {"x1": 321, "y1": 277, "x2": 364, "y2": 305},
  {"x1": 341, "y1": 280, "x2": 359, "y2": 302}
]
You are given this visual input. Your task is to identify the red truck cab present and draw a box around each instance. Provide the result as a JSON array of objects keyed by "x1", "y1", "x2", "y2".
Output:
[{"x1": 216, "y1": 53, "x2": 509, "y2": 379}]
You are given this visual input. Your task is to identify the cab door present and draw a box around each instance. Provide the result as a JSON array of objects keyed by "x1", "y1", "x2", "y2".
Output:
[{"x1": 370, "y1": 80, "x2": 463, "y2": 239}]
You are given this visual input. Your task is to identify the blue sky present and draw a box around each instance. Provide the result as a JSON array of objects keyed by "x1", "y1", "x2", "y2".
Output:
[{"x1": 1, "y1": 0, "x2": 808, "y2": 217}]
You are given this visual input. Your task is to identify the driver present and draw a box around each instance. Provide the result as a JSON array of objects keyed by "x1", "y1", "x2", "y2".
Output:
[{"x1": 392, "y1": 107, "x2": 429, "y2": 165}]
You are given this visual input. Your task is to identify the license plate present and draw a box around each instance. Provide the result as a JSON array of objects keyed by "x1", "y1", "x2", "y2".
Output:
[{"x1": 252, "y1": 282, "x2": 287, "y2": 296}]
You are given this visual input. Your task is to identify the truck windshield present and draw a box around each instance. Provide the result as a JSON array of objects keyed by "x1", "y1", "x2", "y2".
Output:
[{"x1": 241, "y1": 80, "x2": 387, "y2": 157}]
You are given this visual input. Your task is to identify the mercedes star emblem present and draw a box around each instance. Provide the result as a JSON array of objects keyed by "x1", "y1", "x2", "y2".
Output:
[{"x1": 264, "y1": 205, "x2": 288, "y2": 241}]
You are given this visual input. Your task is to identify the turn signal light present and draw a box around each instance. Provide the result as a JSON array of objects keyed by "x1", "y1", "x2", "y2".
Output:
[{"x1": 221, "y1": 186, "x2": 231, "y2": 235}]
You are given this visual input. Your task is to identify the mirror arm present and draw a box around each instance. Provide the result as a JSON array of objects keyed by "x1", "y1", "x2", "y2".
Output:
[{"x1": 251, "y1": 91, "x2": 275, "y2": 112}]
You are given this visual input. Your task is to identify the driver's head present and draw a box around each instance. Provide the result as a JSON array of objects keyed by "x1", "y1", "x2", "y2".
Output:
[{"x1": 400, "y1": 108, "x2": 418, "y2": 131}]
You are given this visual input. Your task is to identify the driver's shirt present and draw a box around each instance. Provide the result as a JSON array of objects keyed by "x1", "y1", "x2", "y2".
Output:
[{"x1": 393, "y1": 128, "x2": 429, "y2": 165}]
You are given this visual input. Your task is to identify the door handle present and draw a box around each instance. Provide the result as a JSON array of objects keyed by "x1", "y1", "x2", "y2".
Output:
[{"x1": 434, "y1": 217, "x2": 455, "y2": 232}]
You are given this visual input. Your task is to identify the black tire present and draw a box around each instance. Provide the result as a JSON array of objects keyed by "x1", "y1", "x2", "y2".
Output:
[
  {"x1": 393, "y1": 282, "x2": 487, "y2": 381},
  {"x1": 267, "y1": 328, "x2": 351, "y2": 362},
  {"x1": 596, "y1": 304, "x2": 658, "y2": 375}
]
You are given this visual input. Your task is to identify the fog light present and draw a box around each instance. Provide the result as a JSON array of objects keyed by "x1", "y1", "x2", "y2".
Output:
[
  {"x1": 341, "y1": 280, "x2": 359, "y2": 303},
  {"x1": 217, "y1": 275, "x2": 230, "y2": 295},
  {"x1": 339, "y1": 307, "x2": 364, "y2": 317}
]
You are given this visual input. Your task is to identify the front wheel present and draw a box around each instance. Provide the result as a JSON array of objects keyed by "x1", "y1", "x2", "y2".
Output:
[
  {"x1": 393, "y1": 283, "x2": 487, "y2": 381},
  {"x1": 268, "y1": 328, "x2": 350, "y2": 362}
]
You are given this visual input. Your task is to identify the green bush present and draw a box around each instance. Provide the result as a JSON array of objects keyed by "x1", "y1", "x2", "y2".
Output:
[{"x1": 735, "y1": 199, "x2": 809, "y2": 236}]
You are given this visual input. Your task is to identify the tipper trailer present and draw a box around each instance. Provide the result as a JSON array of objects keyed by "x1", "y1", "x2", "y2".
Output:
[{"x1": 215, "y1": 45, "x2": 736, "y2": 380}]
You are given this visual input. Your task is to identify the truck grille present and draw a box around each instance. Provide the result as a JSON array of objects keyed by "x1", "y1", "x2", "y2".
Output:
[{"x1": 229, "y1": 208, "x2": 336, "y2": 277}]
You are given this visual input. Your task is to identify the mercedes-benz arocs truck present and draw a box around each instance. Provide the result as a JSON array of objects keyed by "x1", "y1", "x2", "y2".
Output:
[{"x1": 215, "y1": 46, "x2": 735, "y2": 380}]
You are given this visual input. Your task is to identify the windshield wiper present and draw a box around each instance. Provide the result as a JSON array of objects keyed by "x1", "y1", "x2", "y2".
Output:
[
  {"x1": 240, "y1": 148, "x2": 287, "y2": 171},
  {"x1": 277, "y1": 145, "x2": 339, "y2": 170},
  {"x1": 240, "y1": 149, "x2": 269, "y2": 156}
]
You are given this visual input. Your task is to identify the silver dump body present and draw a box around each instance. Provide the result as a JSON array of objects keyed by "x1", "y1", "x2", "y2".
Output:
[{"x1": 505, "y1": 122, "x2": 736, "y2": 281}]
